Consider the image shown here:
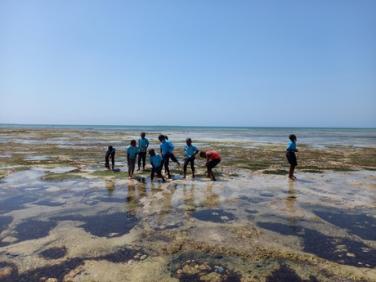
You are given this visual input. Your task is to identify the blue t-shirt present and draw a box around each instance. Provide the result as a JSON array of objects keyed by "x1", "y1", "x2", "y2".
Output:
[
  {"x1": 127, "y1": 146, "x2": 139, "y2": 159},
  {"x1": 184, "y1": 144, "x2": 198, "y2": 158},
  {"x1": 150, "y1": 154, "x2": 162, "y2": 168},
  {"x1": 160, "y1": 140, "x2": 174, "y2": 156},
  {"x1": 287, "y1": 141, "x2": 297, "y2": 152},
  {"x1": 138, "y1": 137, "x2": 149, "y2": 152}
]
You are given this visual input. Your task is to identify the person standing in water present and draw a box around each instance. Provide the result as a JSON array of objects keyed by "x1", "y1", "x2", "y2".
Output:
[
  {"x1": 137, "y1": 132, "x2": 149, "y2": 171},
  {"x1": 200, "y1": 150, "x2": 221, "y2": 181},
  {"x1": 286, "y1": 134, "x2": 298, "y2": 180},
  {"x1": 127, "y1": 140, "x2": 139, "y2": 178},
  {"x1": 183, "y1": 138, "x2": 199, "y2": 179},
  {"x1": 105, "y1": 145, "x2": 116, "y2": 170},
  {"x1": 159, "y1": 134, "x2": 180, "y2": 178}
]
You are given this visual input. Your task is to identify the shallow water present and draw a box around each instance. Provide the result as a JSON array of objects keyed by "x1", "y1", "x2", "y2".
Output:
[{"x1": 0, "y1": 128, "x2": 375, "y2": 281}]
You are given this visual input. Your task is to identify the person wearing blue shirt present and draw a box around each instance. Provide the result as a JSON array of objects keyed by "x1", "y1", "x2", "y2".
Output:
[
  {"x1": 137, "y1": 132, "x2": 149, "y2": 171},
  {"x1": 127, "y1": 140, "x2": 139, "y2": 178},
  {"x1": 148, "y1": 148, "x2": 165, "y2": 182},
  {"x1": 183, "y1": 138, "x2": 199, "y2": 179},
  {"x1": 158, "y1": 134, "x2": 180, "y2": 179},
  {"x1": 286, "y1": 134, "x2": 298, "y2": 180}
]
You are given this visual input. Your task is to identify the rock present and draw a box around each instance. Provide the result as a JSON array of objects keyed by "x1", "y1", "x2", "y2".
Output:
[
  {"x1": 140, "y1": 255, "x2": 147, "y2": 260},
  {"x1": 45, "y1": 278, "x2": 58, "y2": 282},
  {"x1": 214, "y1": 265, "x2": 224, "y2": 273},
  {"x1": 0, "y1": 267, "x2": 13, "y2": 279},
  {"x1": 200, "y1": 272, "x2": 222, "y2": 282}
]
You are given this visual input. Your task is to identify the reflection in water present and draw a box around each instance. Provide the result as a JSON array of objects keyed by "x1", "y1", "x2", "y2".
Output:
[
  {"x1": 203, "y1": 183, "x2": 220, "y2": 208},
  {"x1": 285, "y1": 180, "x2": 297, "y2": 214},
  {"x1": 183, "y1": 184, "x2": 196, "y2": 211},
  {"x1": 105, "y1": 179, "x2": 115, "y2": 196},
  {"x1": 126, "y1": 184, "x2": 138, "y2": 213}
]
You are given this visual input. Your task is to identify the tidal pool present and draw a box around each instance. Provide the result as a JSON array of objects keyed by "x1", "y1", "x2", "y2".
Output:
[{"x1": 0, "y1": 128, "x2": 375, "y2": 281}]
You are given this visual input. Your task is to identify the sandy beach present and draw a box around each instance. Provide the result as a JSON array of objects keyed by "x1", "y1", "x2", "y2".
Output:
[{"x1": 0, "y1": 126, "x2": 375, "y2": 282}]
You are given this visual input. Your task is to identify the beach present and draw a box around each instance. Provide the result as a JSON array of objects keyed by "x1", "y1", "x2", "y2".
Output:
[{"x1": 0, "y1": 125, "x2": 375, "y2": 281}]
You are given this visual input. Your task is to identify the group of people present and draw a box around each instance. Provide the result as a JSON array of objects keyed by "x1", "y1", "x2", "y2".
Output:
[
  {"x1": 105, "y1": 132, "x2": 299, "y2": 182},
  {"x1": 105, "y1": 132, "x2": 222, "y2": 181}
]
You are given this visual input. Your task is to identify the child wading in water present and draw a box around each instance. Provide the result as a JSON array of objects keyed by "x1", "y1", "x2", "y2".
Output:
[
  {"x1": 127, "y1": 140, "x2": 139, "y2": 178},
  {"x1": 148, "y1": 149, "x2": 165, "y2": 182},
  {"x1": 200, "y1": 150, "x2": 221, "y2": 181},
  {"x1": 105, "y1": 145, "x2": 116, "y2": 170},
  {"x1": 286, "y1": 134, "x2": 298, "y2": 180},
  {"x1": 183, "y1": 138, "x2": 199, "y2": 179},
  {"x1": 159, "y1": 134, "x2": 180, "y2": 179},
  {"x1": 137, "y1": 132, "x2": 149, "y2": 171}
]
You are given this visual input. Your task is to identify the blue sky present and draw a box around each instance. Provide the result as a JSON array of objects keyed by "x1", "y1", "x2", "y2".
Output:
[{"x1": 0, "y1": 0, "x2": 375, "y2": 127}]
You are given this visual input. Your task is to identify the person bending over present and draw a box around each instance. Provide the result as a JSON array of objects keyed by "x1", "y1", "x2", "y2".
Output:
[
  {"x1": 105, "y1": 146, "x2": 116, "y2": 170},
  {"x1": 149, "y1": 149, "x2": 165, "y2": 182},
  {"x1": 200, "y1": 150, "x2": 221, "y2": 181}
]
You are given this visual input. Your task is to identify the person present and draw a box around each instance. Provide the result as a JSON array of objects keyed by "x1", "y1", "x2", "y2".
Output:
[
  {"x1": 148, "y1": 149, "x2": 165, "y2": 182},
  {"x1": 159, "y1": 134, "x2": 180, "y2": 178},
  {"x1": 286, "y1": 134, "x2": 298, "y2": 180},
  {"x1": 183, "y1": 138, "x2": 199, "y2": 179},
  {"x1": 137, "y1": 132, "x2": 149, "y2": 171},
  {"x1": 105, "y1": 145, "x2": 116, "y2": 170},
  {"x1": 200, "y1": 150, "x2": 221, "y2": 181},
  {"x1": 127, "y1": 140, "x2": 139, "y2": 178}
]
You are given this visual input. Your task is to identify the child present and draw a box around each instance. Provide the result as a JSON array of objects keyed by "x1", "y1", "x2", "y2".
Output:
[
  {"x1": 105, "y1": 145, "x2": 116, "y2": 170},
  {"x1": 148, "y1": 149, "x2": 165, "y2": 182},
  {"x1": 137, "y1": 132, "x2": 149, "y2": 171},
  {"x1": 183, "y1": 138, "x2": 199, "y2": 179},
  {"x1": 200, "y1": 150, "x2": 221, "y2": 181},
  {"x1": 127, "y1": 140, "x2": 139, "y2": 178},
  {"x1": 286, "y1": 134, "x2": 298, "y2": 180},
  {"x1": 159, "y1": 134, "x2": 180, "y2": 178}
]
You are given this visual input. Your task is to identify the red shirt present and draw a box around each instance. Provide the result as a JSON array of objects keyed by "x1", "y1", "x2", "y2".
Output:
[{"x1": 206, "y1": 150, "x2": 221, "y2": 161}]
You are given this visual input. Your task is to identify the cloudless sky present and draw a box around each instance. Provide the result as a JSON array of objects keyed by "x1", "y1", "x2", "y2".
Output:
[{"x1": 0, "y1": 0, "x2": 375, "y2": 127}]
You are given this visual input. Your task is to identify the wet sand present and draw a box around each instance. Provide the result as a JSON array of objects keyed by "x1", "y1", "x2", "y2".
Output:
[{"x1": 0, "y1": 128, "x2": 375, "y2": 282}]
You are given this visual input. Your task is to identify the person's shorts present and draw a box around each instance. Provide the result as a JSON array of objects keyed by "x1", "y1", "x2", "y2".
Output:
[
  {"x1": 286, "y1": 151, "x2": 297, "y2": 166},
  {"x1": 207, "y1": 159, "x2": 221, "y2": 170}
]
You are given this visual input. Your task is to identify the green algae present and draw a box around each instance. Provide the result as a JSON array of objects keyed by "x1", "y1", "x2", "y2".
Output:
[{"x1": 41, "y1": 172, "x2": 85, "y2": 182}]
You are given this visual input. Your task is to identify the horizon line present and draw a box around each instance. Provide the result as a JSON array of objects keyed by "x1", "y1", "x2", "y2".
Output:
[{"x1": 0, "y1": 123, "x2": 375, "y2": 130}]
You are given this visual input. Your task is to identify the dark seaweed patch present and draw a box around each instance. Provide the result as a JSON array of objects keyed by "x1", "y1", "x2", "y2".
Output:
[
  {"x1": 0, "y1": 195, "x2": 36, "y2": 214},
  {"x1": 15, "y1": 219, "x2": 57, "y2": 241},
  {"x1": 259, "y1": 192, "x2": 274, "y2": 198},
  {"x1": 303, "y1": 229, "x2": 376, "y2": 268},
  {"x1": 313, "y1": 209, "x2": 376, "y2": 240},
  {"x1": 192, "y1": 209, "x2": 236, "y2": 223},
  {"x1": 245, "y1": 209, "x2": 258, "y2": 214},
  {"x1": 40, "y1": 247, "x2": 67, "y2": 259},
  {"x1": 0, "y1": 261, "x2": 19, "y2": 282},
  {"x1": 257, "y1": 222, "x2": 303, "y2": 236},
  {"x1": 170, "y1": 254, "x2": 241, "y2": 282},
  {"x1": 257, "y1": 221, "x2": 376, "y2": 267},
  {"x1": 53, "y1": 212, "x2": 138, "y2": 237},
  {"x1": 16, "y1": 258, "x2": 83, "y2": 282},
  {"x1": 266, "y1": 265, "x2": 319, "y2": 282},
  {"x1": 0, "y1": 215, "x2": 13, "y2": 232},
  {"x1": 97, "y1": 248, "x2": 138, "y2": 263}
]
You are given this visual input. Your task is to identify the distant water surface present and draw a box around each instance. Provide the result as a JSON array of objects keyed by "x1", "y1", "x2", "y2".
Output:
[{"x1": 1, "y1": 124, "x2": 375, "y2": 147}]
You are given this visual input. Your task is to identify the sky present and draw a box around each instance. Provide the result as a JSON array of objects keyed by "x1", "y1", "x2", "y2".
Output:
[{"x1": 0, "y1": 0, "x2": 375, "y2": 127}]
